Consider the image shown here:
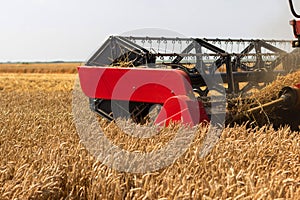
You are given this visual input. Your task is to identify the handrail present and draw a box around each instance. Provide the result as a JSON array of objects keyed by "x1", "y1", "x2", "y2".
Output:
[{"x1": 289, "y1": 0, "x2": 300, "y2": 18}]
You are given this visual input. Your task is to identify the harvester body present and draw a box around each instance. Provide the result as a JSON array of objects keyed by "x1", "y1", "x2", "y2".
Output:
[
  {"x1": 78, "y1": 0, "x2": 300, "y2": 128},
  {"x1": 77, "y1": 34, "x2": 300, "y2": 128}
]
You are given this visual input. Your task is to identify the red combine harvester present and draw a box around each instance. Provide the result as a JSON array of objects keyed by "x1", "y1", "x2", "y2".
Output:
[{"x1": 78, "y1": 0, "x2": 300, "y2": 129}]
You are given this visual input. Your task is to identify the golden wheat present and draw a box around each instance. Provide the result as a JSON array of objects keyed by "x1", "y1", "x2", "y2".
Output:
[{"x1": 0, "y1": 72, "x2": 299, "y2": 199}]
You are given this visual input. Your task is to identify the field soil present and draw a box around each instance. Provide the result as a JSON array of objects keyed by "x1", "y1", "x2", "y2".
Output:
[{"x1": 0, "y1": 63, "x2": 299, "y2": 199}]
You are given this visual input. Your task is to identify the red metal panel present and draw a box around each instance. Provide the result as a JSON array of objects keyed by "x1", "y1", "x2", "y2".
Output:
[
  {"x1": 78, "y1": 66, "x2": 193, "y2": 104},
  {"x1": 154, "y1": 95, "x2": 209, "y2": 126},
  {"x1": 290, "y1": 20, "x2": 300, "y2": 38}
]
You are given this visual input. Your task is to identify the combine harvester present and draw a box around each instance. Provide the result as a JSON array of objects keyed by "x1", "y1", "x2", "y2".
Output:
[{"x1": 78, "y1": 0, "x2": 300, "y2": 130}]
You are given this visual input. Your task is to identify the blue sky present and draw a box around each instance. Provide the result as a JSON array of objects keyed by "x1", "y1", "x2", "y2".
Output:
[{"x1": 0, "y1": 0, "x2": 298, "y2": 62}]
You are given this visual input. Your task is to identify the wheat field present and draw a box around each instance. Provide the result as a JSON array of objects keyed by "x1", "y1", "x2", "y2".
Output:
[
  {"x1": 0, "y1": 64, "x2": 299, "y2": 199},
  {"x1": 0, "y1": 62, "x2": 81, "y2": 73}
]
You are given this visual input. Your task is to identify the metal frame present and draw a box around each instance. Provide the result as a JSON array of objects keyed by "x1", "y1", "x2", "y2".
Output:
[{"x1": 86, "y1": 36, "x2": 299, "y2": 95}]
